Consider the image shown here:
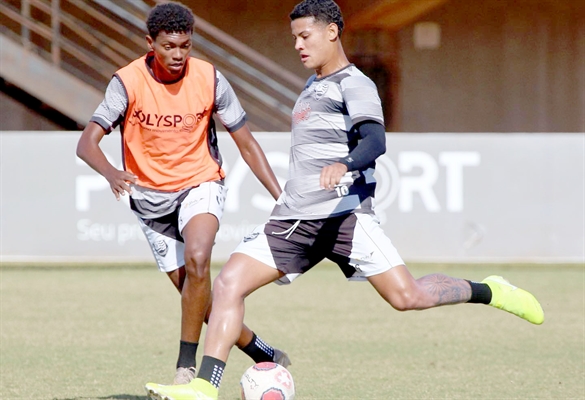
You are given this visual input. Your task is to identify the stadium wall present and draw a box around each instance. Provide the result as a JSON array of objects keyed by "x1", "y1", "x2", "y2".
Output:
[
  {"x1": 1, "y1": 0, "x2": 583, "y2": 134},
  {"x1": 396, "y1": 0, "x2": 585, "y2": 133},
  {"x1": 1, "y1": 131, "x2": 583, "y2": 264},
  {"x1": 183, "y1": 0, "x2": 585, "y2": 133}
]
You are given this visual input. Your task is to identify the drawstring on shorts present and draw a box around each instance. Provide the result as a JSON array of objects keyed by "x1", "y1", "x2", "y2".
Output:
[{"x1": 271, "y1": 219, "x2": 301, "y2": 240}]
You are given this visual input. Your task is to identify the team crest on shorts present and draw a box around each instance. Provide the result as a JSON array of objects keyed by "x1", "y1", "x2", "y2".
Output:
[
  {"x1": 154, "y1": 239, "x2": 168, "y2": 256},
  {"x1": 243, "y1": 232, "x2": 260, "y2": 242}
]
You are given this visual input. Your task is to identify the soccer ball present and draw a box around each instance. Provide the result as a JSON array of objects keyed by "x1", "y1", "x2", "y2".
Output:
[{"x1": 240, "y1": 362, "x2": 295, "y2": 400}]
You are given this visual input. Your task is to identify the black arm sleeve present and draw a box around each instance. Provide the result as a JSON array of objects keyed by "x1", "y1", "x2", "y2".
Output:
[{"x1": 338, "y1": 121, "x2": 386, "y2": 171}]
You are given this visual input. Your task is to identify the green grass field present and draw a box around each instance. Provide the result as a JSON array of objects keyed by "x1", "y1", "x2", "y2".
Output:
[{"x1": 1, "y1": 262, "x2": 583, "y2": 400}]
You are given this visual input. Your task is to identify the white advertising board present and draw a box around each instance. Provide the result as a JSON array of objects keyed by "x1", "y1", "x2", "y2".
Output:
[{"x1": 0, "y1": 131, "x2": 583, "y2": 263}]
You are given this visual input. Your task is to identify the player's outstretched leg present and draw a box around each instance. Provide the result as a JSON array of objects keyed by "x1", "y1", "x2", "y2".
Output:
[
  {"x1": 482, "y1": 275, "x2": 544, "y2": 324},
  {"x1": 369, "y1": 266, "x2": 544, "y2": 324}
]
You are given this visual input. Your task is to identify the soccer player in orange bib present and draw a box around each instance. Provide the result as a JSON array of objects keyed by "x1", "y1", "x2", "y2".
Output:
[{"x1": 77, "y1": 1, "x2": 290, "y2": 386}]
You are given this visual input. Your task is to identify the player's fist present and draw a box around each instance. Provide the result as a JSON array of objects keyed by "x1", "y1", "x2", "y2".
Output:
[{"x1": 320, "y1": 162, "x2": 348, "y2": 190}]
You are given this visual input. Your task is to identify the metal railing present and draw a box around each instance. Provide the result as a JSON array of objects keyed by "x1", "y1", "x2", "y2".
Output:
[{"x1": 0, "y1": 0, "x2": 303, "y2": 131}]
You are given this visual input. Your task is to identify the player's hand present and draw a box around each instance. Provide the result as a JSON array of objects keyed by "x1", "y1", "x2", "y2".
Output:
[
  {"x1": 105, "y1": 170, "x2": 137, "y2": 201},
  {"x1": 320, "y1": 162, "x2": 348, "y2": 190}
]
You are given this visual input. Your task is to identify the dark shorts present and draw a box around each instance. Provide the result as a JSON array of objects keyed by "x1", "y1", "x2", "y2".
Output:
[{"x1": 233, "y1": 213, "x2": 404, "y2": 284}]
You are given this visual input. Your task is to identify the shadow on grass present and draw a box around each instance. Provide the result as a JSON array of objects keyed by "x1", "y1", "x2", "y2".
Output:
[{"x1": 54, "y1": 395, "x2": 147, "y2": 400}]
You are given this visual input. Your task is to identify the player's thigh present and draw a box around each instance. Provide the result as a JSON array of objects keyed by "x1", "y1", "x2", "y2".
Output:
[
  {"x1": 214, "y1": 252, "x2": 284, "y2": 300},
  {"x1": 182, "y1": 213, "x2": 219, "y2": 254},
  {"x1": 179, "y1": 181, "x2": 226, "y2": 259},
  {"x1": 178, "y1": 181, "x2": 226, "y2": 236}
]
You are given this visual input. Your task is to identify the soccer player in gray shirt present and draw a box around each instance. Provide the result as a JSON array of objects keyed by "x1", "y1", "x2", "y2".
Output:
[{"x1": 146, "y1": 1, "x2": 544, "y2": 398}]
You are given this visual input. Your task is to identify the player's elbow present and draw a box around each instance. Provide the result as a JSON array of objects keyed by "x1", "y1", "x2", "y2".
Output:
[
  {"x1": 373, "y1": 128, "x2": 386, "y2": 156},
  {"x1": 374, "y1": 139, "x2": 386, "y2": 158},
  {"x1": 76, "y1": 140, "x2": 87, "y2": 161}
]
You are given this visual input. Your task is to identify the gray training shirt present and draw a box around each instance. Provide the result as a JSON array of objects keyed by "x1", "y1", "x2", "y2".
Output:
[{"x1": 271, "y1": 64, "x2": 384, "y2": 220}]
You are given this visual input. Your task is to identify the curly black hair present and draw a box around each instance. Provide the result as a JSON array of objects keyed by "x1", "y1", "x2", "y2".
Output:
[
  {"x1": 146, "y1": 2, "x2": 195, "y2": 40},
  {"x1": 289, "y1": 0, "x2": 344, "y2": 37}
]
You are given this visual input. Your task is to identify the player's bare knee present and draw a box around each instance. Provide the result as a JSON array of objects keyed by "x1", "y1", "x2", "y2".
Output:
[
  {"x1": 387, "y1": 290, "x2": 419, "y2": 311},
  {"x1": 183, "y1": 249, "x2": 211, "y2": 281},
  {"x1": 212, "y1": 273, "x2": 240, "y2": 301}
]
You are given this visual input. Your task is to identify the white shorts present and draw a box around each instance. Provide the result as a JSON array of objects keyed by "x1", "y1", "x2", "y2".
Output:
[
  {"x1": 233, "y1": 213, "x2": 405, "y2": 284},
  {"x1": 136, "y1": 181, "x2": 228, "y2": 272}
]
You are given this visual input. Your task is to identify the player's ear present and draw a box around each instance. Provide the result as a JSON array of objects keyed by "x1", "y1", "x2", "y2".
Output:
[
  {"x1": 327, "y1": 23, "x2": 339, "y2": 41},
  {"x1": 146, "y1": 35, "x2": 154, "y2": 51}
]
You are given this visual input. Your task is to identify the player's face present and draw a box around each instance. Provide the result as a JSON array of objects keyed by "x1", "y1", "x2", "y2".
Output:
[
  {"x1": 147, "y1": 31, "x2": 192, "y2": 81},
  {"x1": 291, "y1": 17, "x2": 337, "y2": 74}
]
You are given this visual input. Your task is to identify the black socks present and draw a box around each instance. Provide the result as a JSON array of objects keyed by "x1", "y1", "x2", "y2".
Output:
[
  {"x1": 176, "y1": 333, "x2": 274, "y2": 381},
  {"x1": 239, "y1": 333, "x2": 275, "y2": 363},
  {"x1": 198, "y1": 355, "x2": 226, "y2": 389},
  {"x1": 466, "y1": 280, "x2": 492, "y2": 304},
  {"x1": 176, "y1": 340, "x2": 198, "y2": 369}
]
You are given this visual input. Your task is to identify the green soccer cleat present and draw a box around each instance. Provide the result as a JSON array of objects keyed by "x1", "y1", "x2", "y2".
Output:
[
  {"x1": 482, "y1": 275, "x2": 544, "y2": 325},
  {"x1": 145, "y1": 378, "x2": 218, "y2": 400}
]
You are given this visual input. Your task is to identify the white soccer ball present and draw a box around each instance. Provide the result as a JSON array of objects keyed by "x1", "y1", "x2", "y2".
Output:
[{"x1": 240, "y1": 362, "x2": 295, "y2": 400}]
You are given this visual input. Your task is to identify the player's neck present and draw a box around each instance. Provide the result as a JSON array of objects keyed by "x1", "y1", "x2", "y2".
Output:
[
  {"x1": 315, "y1": 56, "x2": 350, "y2": 79},
  {"x1": 315, "y1": 45, "x2": 349, "y2": 78}
]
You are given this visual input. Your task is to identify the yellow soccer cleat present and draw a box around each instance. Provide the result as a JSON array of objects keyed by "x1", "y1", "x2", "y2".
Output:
[
  {"x1": 145, "y1": 378, "x2": 218, "y2": 400},
  {"x1": 482, "y1": 275, "x2": 544, "y2": 325}
]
